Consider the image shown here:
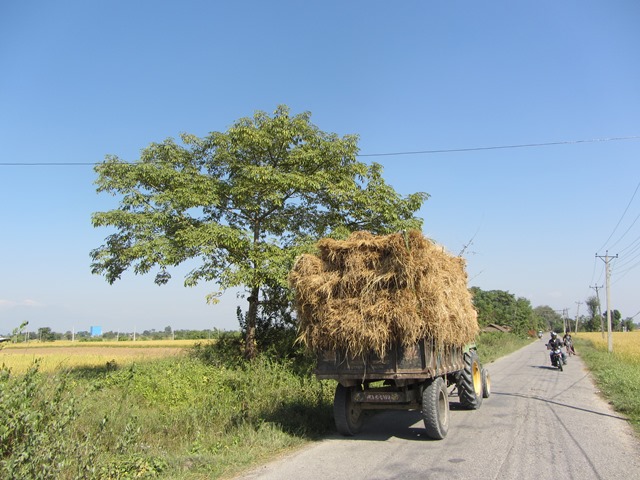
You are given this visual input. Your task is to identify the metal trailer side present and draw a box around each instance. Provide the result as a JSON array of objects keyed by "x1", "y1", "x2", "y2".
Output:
[{"x1": 315, "y1": 340, "x2": 488, "y2": 439}]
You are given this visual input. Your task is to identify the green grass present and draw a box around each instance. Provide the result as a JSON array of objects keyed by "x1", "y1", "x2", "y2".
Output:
[
  {"x1": 0, "y1": 332, "x2": 531, "y2": 479},
  {"x1": 1, "y1": 354, "x2": 335, "y2": 479},
  {"x1": 475, "y1": 331, "x2": 534, "y2": 365},
  {"x1": 573, "y1": 337, "x2": 640, "y2": 435}
]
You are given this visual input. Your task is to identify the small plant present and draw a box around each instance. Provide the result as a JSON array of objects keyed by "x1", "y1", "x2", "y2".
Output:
[{"x1": 0, "y1": 361, "x2": 90, "y2": 479}]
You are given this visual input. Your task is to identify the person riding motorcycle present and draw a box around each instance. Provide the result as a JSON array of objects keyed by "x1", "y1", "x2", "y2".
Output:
[
  {"x1": 547, "y1": 331, "x2": 567, "y2": 365},
  {"x1": 563, "y1": 331, "x2": 576, "y2": 355}
]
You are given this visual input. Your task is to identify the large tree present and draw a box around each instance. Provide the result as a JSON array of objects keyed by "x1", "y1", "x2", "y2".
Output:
[
  {"x1": 91, "y1": 105, "x2": 428, "y2": 358},
  {"x1": 584, "y1": 295, "x2": 603, "y2": 332},
  {"x1": 533, "y1": 305, "x2": 564, "y2": 332},
  {"x1": 470, "y1": 287, "x2": 543, "y2": 335}
]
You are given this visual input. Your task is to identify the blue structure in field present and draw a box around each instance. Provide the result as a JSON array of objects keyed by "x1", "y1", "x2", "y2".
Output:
[{"x1": 90, "y1": 326, "x2": 102, "y2": 337}]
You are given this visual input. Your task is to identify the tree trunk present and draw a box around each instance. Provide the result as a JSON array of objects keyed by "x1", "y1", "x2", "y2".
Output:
[{"x1": 244, "y1": 286, "x2": 259, "y2": 360}]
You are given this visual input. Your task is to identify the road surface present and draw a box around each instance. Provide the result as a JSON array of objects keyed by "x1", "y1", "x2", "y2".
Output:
[{"x1": 235, "y1": 339, "x2": 640, "y2": 480}]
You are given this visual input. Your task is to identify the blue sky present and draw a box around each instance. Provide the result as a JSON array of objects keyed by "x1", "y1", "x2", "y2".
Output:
[{"x1": 1, "y1": 1, "x2": 639, "y2": 334}]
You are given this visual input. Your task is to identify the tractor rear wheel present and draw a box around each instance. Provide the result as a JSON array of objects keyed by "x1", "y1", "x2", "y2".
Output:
[{"x1": 457, "y1": 350, "x2": 484, "y2": 409}]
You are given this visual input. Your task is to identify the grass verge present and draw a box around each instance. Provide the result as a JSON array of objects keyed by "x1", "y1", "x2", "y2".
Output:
[
  {"x1": 475, "y1": 331, "x2": 534, "y2": 365},
  {"x1": 573, "y1": 336, "x2": 640, "y2": 435}
]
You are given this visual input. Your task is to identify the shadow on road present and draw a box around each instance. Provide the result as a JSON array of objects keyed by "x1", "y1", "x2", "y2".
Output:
[
  {"x1": 330, "y1": 410, "x2": 433, "y2": 442},
  {"x1": 491, "y1": 391, "x2": 628, "y2": 421},
  {"x1": 533, "y1": 365, "x2": 564, "y2": 371},
  {"x1": 329, "y1": 396, "x2": 471, "y2": 442}
]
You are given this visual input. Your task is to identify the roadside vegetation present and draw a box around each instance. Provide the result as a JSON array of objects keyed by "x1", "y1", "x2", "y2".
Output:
[
  {"x1": 1, "y1": 330, "x2": 524, "y2": 479},
  {"x1": 574, "y1": 332, "x2": 640, "y2": 434},
  {"x1": 475, "y1": 331, "x2": 534, "y2": 364},
  {"x1": 1, "y1": 340, "x2": 333, "y2": 479}
]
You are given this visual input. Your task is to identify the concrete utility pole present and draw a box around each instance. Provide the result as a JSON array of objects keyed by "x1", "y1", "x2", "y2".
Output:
[
  {"x1": 596, "y1": 251, "x2": 618, "y2": 353},
  {"x1": 590, "y1": 284, "x2": 604, "y2": 339},
  {"x1": 575, "y1": 301, "x2": 582, "y2": 334}
]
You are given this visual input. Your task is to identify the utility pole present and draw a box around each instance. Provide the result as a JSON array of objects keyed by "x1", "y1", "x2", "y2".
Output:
[
  {"x1": 554, "y1": 309, "x2": 568, "y2": 333},
  {"x1": 575, "y1": 301, "x2": 582, "y2": 334},
  {"x1": 596, "y1": 251, "x2": 618, "y2": 353},
  {"x1": 590, "y1": 284, "x2": 604, "y2": 339}
]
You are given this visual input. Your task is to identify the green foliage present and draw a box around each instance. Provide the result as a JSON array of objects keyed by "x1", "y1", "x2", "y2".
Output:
[
  {"x1": 91, "y1": 105, "x2": 428, "y2": 357},
  {"x1": 533, "y1": 305, "x2": 564, "y2": 332},
  {"x1": 574, "y1": 338, "x2": 640, "y2": 433},
  {"x1": 190, "y1": 332, "x2": 245, "y2": 368},
  {"x1": 1, "y1": 350, "x2": 334, "y2": 479},
  {"x1": 475, "y1": 331, "x2": 534, "y2": 364},
  {"x1": 0, "y1": 361, "x2": 105, "y2": 479},
  {"x1": 37, "y1": 327, "x2": 57, "y2": 342},
  {"x1": 471, "y1": 287, "x2": 544, "y2": 336},
  {"x1": 11, "y1": 321, "x2": 29, "y2": 343},
  {"x1": 0, "y1": 328, "x2": 538, "y2": 479}
]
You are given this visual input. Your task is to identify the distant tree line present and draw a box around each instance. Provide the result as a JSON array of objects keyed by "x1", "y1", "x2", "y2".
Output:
[
  {"x1": 5, "y1": 290, "x2": 635, "y2": 346},
  {"x1": 2, "y1": 326, "x2": 227, "y2": 343},
  {"x1": 470, "y1": 288, "x2": 636, "y2": 335}
]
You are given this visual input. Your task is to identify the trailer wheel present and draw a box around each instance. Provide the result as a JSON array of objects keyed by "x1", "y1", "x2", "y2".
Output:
[
  {"x1": 481, "y1": 367, "x2": 491, "y2": 398},
  {"x1": 457, "y1": 350, "x2": 483, "y2": 409},
  {"x1": 333, "y1": 384, "x2": 363, "y2": 436},
  {"x1": 421, "y1": 377, "x2": 449, "y2": 440}
]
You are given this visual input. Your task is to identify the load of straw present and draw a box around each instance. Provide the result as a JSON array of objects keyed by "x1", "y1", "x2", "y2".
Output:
[{"x1": 289, "y1": 230, "x2": 478, "y2": 358}]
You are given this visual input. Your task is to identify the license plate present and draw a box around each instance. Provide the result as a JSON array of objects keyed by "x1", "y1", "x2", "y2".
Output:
[{"x1": 355, "y1": 392, "x2": 403, "y2": 402}]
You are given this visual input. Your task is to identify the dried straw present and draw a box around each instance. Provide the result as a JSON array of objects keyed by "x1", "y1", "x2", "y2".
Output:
[{"x1": 289, "y1": 230, "x2": 478, "y2": 357}]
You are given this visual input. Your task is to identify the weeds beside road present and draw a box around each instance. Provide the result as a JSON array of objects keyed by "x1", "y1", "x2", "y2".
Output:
[
  {"x1": 2, "y1": 331, "x2": 635, "y2": 479},
  {"x1": 574, "y1": 332, "x2": 640, "y2": 435}
]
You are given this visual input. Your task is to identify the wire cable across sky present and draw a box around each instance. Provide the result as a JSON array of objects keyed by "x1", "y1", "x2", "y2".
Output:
[{"x1": 1, "y1": 135, "x2": 640, "y2": 166}]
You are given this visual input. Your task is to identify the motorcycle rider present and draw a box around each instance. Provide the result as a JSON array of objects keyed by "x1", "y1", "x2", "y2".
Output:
[
  {"x1": 547, "y1": 331, "x2": 567, "y2": 365},
  {"x1": 563, "y1": 331, "x2": 576, "y2": 355}
]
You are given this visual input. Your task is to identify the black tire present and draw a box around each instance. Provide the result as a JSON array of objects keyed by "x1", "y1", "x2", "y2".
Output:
[
  {"x1": 333, "y1": 384, "x2": 363, "y2": 436},
  {"x1": 481, "y1": 368, "x2": 491, "y2": 398},
  {"x1": 558, "y1": 359, "x2": 563, "y2": 372},
  {"x1": 457, "y1": 350, "x2": 483, "y2": 409},
  {"x1": 422, "y1": 377, "x2": 450, "y2": 440}
]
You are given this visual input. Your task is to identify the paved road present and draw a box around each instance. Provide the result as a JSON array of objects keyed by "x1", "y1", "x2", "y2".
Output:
[{"x1": 235, "y1": 340, "x2": 640, "y2": 480}]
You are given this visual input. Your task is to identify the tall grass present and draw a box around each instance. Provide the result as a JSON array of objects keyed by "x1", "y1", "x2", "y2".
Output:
[
  {"x1": 0, "y1": 332, "x2": 530, "y2": 479},
  {"x1": 574, "y1": 332, "x2": 640, "y2": 434},
  {"x1": 475, "y1": 331, "x2": 534, "y2": 364},
  {"x1": 0, "y1": 350, "x2": 334, "y2": 479}
]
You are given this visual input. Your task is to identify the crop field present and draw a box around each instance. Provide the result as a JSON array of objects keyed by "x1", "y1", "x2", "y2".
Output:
[
  {"x1": 0, "y1": 339, "x2": 200, "y2": 373},
  {"x1": 576, "y1": 331, "x2": 640, "y2": 362}
]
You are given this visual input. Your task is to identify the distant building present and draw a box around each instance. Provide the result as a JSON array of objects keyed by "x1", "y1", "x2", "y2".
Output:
[
  {"x1": 481, "y1": 323, "x2": 512, "y2": 333},
  {"x1": 90, "y1": 326, "x2": 102, "y2": 337}
]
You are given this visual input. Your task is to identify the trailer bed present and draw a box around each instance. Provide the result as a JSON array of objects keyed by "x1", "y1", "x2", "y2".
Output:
[{"x1": 315, "y1": 339, "x2": 466, "y2": 384}]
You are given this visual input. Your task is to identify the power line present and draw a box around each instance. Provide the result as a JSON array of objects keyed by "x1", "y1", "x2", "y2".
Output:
[
  {"x1": 597, "y1": 179, "x2": 640, "y2": 253},
  {"x1": 357, "y1": 135, "x2": 640, "y2": 158},
  {"x1": 1, "y1": 135, "x2": 640, "y2": 166}
]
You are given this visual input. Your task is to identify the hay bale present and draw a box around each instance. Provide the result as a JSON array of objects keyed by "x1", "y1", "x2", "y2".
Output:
[{"x1": 289, "y1": 230, "x2": 478, "y2": 357}]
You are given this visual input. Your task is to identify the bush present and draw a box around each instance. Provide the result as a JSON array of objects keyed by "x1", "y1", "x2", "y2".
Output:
[
  {"x1": 190, "y1": 331, "x2": 245, "y2": 368},
  {"x1": 0, "y1": 361, "x2": 91, "y2": 479}
]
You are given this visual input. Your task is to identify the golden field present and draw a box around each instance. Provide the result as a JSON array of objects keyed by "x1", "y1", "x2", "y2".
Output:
[
  {"x1": 0, "y1": 339, "x2": 201, "y2": 373},
  {"x1": 576, "y1": 331, "x2": 640, "y2": 363}
]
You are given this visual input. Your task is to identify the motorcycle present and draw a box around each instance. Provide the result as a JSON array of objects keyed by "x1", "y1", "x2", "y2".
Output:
[
  {"x1": 550, "y1": 348, "x2": 564, "y2": 371},
  {"x1": 564, "y1": 339, "x2": 574, "y2": 356}
]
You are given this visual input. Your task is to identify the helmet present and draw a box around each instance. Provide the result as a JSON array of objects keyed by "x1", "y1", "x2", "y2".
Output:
[{"x1": 550, "y1": 331, "x2": 557, "y2": 338}]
